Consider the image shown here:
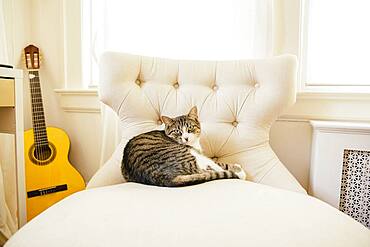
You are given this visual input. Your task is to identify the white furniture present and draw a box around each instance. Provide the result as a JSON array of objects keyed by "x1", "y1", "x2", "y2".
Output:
[
  {"x1": 6, "y1": 180, "x2": 370, "y2": 247},
  {"x1": 0, "y1": 67, "x2": 26, "y2": 242},
  {"x1": 310, "y1": 120, "x2": 370, "y2": 227},
  {"x1": 87, "y1": 52, "x2": 305, "y2": 193},
  {"x1": 5, "y1": 54, "x2": 370, "y2": 246}
]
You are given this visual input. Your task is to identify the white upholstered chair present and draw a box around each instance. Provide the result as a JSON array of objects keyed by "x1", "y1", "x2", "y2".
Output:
[
  {"x1": 6, "y1": 52, "x2": 369, "y2": 247},
  {"x1": 87, "y1": 52, "x2": 305, "y2": 193}
]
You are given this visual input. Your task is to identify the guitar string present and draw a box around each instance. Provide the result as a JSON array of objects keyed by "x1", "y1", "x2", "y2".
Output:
[
  {"x1": 35, "y1": 70, "x2": 45, "y2": 161},
  {"x1": 32, "y1": 71, "x2": 43, "y2": 164},
  {"x1": 29, "y1": 71, "x2": 41, "y2": 164},
  {"x1": 30, "y1": 71, "x2": 38, "y2": 162},
  {"x1": 31, "y1": 71, "x2": 41, "y2": 163},
  {"x1": 30, "y1": 70, "x2": 46, "y2": 163},
  {"x1": 35, "y1": 70, "x2": 47, "y2": 162},
  {"x1": 39, "y1": 71, "x2": 49, "y2": 162},
  {"x1": 30, "y1": 71, "x2": 38, "y2": 163},
  {"x1": 35, "y1": 69, "x2": 53, "y2": 185}
]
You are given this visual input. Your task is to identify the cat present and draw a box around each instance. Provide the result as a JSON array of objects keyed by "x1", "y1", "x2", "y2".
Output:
[{"x1": 121, "y1": 106, "x2": 246, "y2": 187}]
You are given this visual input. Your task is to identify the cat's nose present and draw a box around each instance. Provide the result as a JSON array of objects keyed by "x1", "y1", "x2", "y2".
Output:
[{"x1": 184, "y1": 137, "x2": 189, "y2": 142}]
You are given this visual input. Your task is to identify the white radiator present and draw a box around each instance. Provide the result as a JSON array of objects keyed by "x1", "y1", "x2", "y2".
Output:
[{"x1": 310, "y1": 121, "x2": 370, "y2": 228}]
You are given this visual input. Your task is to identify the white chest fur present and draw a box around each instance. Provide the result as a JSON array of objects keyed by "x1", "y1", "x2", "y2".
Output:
[{"x1": 190, "y1": 150, "x2": 224, "y2": 171}]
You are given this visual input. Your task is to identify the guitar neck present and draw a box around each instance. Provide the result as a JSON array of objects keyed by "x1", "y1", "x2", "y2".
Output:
[{"x1": 28, "y1": 70, "x2": 48, "y2": 147}]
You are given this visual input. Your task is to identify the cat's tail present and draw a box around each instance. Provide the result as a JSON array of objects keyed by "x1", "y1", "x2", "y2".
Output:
[{"x1": 170, "y1": 170, "x2": 240, "y2": 187}]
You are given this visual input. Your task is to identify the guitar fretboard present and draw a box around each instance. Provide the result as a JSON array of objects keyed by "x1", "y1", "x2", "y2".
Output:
[{"x1": 29, "y1": 70, "x2": 48, "y2": 147}]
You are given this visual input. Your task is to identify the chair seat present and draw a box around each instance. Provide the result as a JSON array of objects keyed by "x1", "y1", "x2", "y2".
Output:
[{"x1": 6, "y1": 180, "x2": 369, "y2": 247}]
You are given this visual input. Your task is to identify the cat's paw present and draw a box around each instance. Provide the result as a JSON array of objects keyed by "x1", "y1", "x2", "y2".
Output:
[{"x1": 233, "y1": 164, "x2": 246, "y2": 180}]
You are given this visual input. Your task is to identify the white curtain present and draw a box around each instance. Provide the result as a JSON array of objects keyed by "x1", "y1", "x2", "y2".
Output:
[
  {"x1": 92, "y1": 0, "x2": 274, "y2": 167},
  {"x1": 0, "y1": 134, "x2": 17, "y2": 244}
]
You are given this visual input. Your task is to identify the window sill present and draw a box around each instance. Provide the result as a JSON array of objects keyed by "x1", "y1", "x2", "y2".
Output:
[
  {"x1": 54, "y1": 88, "x2": 100, "y2": 113},
  {"x1": 54, "y1": 88, "x2": 98, "y2": 95},
  {"x1": 297, "y1": 92, "x2": 370, "y2": 101},
  {"x1": 300, "y1": 84, "x2": 370, "y2": 94},
  {"x1": 279, "y1": 92, "x2": 370, "y2": 122}
]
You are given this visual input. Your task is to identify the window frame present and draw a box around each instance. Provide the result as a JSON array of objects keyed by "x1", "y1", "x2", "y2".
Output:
[{"x1": 79, "y1": 0, "x2": 370, "y2": 94}]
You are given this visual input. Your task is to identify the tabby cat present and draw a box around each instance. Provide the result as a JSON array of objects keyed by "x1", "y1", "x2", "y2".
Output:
[{"x1": 121, "y1": 106, "x2": 246, "y2": 187}]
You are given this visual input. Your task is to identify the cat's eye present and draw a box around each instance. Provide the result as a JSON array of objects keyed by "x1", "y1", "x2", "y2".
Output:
[
  {"x1": 188, "y1": 126, "x2": 194, "y2": 132},
  {"x1": 172, "y1": 129, "x2": 181, "y2": 135}
]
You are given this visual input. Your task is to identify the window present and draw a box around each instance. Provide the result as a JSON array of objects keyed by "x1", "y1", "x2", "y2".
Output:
[
  {"x1": 301, "y1": 0, "x2": 370, "y2": 92},
  {"x1": 82, "y1": 0, "x2": 273, "y2": 87}
]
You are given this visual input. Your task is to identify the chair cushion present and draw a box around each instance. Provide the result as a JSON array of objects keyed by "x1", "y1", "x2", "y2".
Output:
[
  {"x1": 88, "y1": 52, "x2": 305, "y2": 193},
  {"x1": 6, "y1": 180, "x2": 370, "y2": 247}
]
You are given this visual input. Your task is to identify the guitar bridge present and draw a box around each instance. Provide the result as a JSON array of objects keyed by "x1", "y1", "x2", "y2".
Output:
[{"x1": 27, "y1": 184, "x2": 68, "y2": 198}]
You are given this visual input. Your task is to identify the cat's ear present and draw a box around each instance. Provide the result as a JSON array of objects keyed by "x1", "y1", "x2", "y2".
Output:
[
  {"x1": 161, "y1": 116, "x2": 174, "y2": 125},
  {"x1": 188, "y1": 106, "x2": 198, "y2": 119}
]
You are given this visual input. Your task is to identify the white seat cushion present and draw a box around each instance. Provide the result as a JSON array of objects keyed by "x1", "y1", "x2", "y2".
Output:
[
  {"x1": 88, "y1": 52, "x2": 305, "y2": 193},
  {"x1": 6, "y1": 180, "x2": 370, "y2": 247}
]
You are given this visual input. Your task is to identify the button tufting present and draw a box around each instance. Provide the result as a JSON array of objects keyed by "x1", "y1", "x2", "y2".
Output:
[
  {"x1": 212, "y1": 85, "x2": 218, "y2": 91},
  {"x1": 254, "y1": 83, "x2": 260, "y2": 88},
  {"x1": 173, "y1": 83, "x2": 179, "y2": 89},
  {"x1": 136, "y1": 80, "x2": 141, "y2": 86},
  {"x1": 157, "y1": 120, "x2": 162, "y2": 125},
  {"x1": 232, "y1": 121, "x2": 238, "y2": 127}
]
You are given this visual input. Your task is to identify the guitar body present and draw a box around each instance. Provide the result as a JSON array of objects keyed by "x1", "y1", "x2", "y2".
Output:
[{"x1": 24, "y1": 127, "x2": 85, "y2": 221}]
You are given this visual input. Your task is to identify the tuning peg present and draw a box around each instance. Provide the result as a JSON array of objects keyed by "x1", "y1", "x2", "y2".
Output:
[
  {"x1": 39, "y1": 53, "x2": 43, "y2": 65},
  {"x1": 21, "y1": 51, "x2": 27, "y2": 69}
]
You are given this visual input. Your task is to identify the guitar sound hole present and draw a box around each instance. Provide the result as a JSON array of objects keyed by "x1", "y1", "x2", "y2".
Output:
[{"x1": 34, "y1": 145, "x2": 52, "y2": 161}]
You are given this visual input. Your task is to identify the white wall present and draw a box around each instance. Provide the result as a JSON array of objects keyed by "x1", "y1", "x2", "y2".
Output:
[
  {"x1": 4, "y1": 0, "x2": 370, "y2": 191},
  {"x1": 270, "y1": 120, "x2": 312, "y2": 190}
]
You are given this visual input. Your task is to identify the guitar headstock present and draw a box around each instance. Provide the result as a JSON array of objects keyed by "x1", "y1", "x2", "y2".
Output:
[{"x1": 23, "y1": 45, "x2": 41, "y2": 70}]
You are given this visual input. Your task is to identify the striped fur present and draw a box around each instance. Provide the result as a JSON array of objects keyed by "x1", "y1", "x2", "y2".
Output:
[{"x1": 121, "y1": 107, "x2": 242, "y2": 187}]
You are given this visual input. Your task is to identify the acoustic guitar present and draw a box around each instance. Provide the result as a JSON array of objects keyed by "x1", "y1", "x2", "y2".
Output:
[{"x1": 23, "y1": 44, "x2": 85, "y2": 221}]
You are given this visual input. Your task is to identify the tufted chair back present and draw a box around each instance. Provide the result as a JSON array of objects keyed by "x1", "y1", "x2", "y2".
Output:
[{"x1": 87, "y1": 52, "x2": 305, "y2": 193}]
